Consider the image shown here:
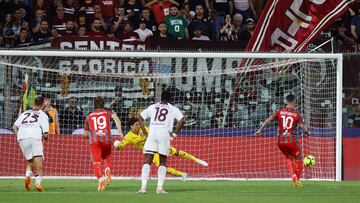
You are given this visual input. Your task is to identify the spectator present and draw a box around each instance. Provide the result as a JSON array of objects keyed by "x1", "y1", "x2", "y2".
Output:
[
  {"x1": 33, "y1": 0, "x2": 48, "y2": 12},
  {"x1": 78, "y1": 26, "x2": 88, "y2": 37},
  {"x1": 59, "y1": 19, "x2": 77, "y2": 37},
  {"x1": 189, "y1": 4, "x2": 215, "y2": 40},
  {"x1": 97, "y1": 0, "x2": 118, "y2": 22},
  {"x1": 51, "y1": 27, "x2": 61, "y2": 38},
  {"x1": 239, "y1": 17, "x2": 255, "y2": 43},
  {"x1": 13, "y1": 8, "x2": 29, "y2": 36},
  {"x1": 0, "y1": 32, "x2": 5, "y2": 48},
  {"x1": 140, "y1": 7, "x2": 157, "y2": 32},
  {"x1": 233, "y1": 13, "x2": 244, "y2": 36},
  {"x1": 146, "y1": 0, "x2": 180, "y2": 24},
  {"x1": 233, "y1": 0, "x2": 257, "y2": 22},
  {"x1": 211, "y1": 0, "x2": 233, "y2": 41},
  {"x1": 181, "y1": 2, "x2": 192, "y2": 23},
  {"x1": 219, "y1": 14, "x2": 238, "y2": 41},
  {"x1": 117, "y1": 21, "x2": 140, "y2": 41},
  {"x1": 14, "y1": 28, "x2": 31, "y2": 47},
  {"x1": 88, "y1": 18, "x2": 106, "y2": 36},
  {"x1": 30, "y1": 9, "x2": 45, "y2": 34},
  {"x1": 33, "y1": 19, "x2": 52, "y2": 42},
  {"x1": 348, "y1": 104, "x2": 360, "y2": 128},
  {"x1": 16, "y1": 0, "x2": 34, "y2": 23},
  {"x1": 0, "y1": 0, "x2": 16, "y2": 21},
  {"x1": 77, "y1": 12, "x2": 91, "y2": 31},
  {"x1": 79, "y1": 0, "x2": 95, "y2": 22},
  {"x1": 123, "y1": 0, "x2": 143, "y2": 27},
  {"x1": 111, "y1": 7, "x2": 128, "y2": 36},
  {"x1": 63, "y1": 0, "x2": 79, "y2": 19},
  {"x1": 351, "y1": 8, "x2": 360, "y2": 43},
  {"x1": 2, "y1": 13, "x2": 16, "y2": 46},
  {"x1": 93, "y1": 3, "x2": 108, "y2": 31},
  {"x1": 186, "y1": 0, "x2": 210, "y2": 13},
  {"x1": 44, "y1": 96, "x2": 60, "y2": 135},
  {"x1": 192, "y1": 26, "x2": 210, "y2": 40},
  {"x1": 60, "y1": 97, "x2": 84, "y2": 134},
  {"x1": 109, "y1": 86, "x2": 128, "y2": 121},
  {"x1": 51, "y1": 5, "x2": 68, "y2": 31},
  {"x1": 164, "y1": 4, "x2": 189, "y2": 39},
  {"x1": 134, "y1": 20, "x2": 153, "y2": 42},
  {"x1": 334, "y1": 21, "x2": 355, "y2": 44},
  {"x1": 154, "y1": 21, "x2": 172, "y2": 38}
]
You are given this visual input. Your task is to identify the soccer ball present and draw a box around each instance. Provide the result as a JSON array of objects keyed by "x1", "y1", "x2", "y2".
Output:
[{"x1": 303, "y1": 155, "x2": 316, "y2": 166}]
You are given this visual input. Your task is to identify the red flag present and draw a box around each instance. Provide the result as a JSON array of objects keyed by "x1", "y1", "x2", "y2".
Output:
[{"x1": 246, "y1": 0, "x2": 354, "y2": 52}]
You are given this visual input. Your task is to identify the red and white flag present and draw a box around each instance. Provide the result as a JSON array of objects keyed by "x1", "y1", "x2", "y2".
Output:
[{"x1": 246, "y1": 0, "x2": 355, "y2": 52}]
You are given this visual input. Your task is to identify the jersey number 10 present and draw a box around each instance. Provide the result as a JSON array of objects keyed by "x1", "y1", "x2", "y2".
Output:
[{"x1": 281, "y1": 115, "x2": 294, "y2": 130}]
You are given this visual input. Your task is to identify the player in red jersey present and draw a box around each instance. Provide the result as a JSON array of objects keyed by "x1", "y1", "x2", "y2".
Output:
[
  {"x1": 84, "y1": 96, "x2": 123, "y2": 191},
  {"x1": 255, "y1": 94, "x2": 309, "y2": 187}
]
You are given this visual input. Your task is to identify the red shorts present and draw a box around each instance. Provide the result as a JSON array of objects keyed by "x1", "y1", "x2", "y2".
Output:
[
  {"x1": 277, "y1": 142, "x2": 300, "y2": 158},
  {"x1": 90, "y1": 141, "x2": 112, "y2": 163}
]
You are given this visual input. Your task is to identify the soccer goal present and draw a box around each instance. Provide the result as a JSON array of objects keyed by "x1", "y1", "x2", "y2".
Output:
[{"x1": 0, "y1": 50, "x2": 342, "y2": 181}]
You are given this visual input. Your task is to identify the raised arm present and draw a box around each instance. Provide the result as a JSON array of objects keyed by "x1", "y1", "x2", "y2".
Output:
[
  {"x1": 255, "y1": 114, "x2": 275, "y2": 136},
  {"x1": 137, "y1": 114, "x2": 148, "y2": 136},
  {"x1": 111, "y1": 113, "x2": 124, "y2": 138}
]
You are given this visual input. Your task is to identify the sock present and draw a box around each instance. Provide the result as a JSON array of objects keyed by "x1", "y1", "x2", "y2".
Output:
[
  {"x1": 104, "y1": 158, "x2": 112, "y2": 169},
  {"x1": 35, "y1": 176, "x2": 42, "y2": 185},
  {"x1": 93, "y1": 162, "x2": 102, "y2": 179},
  {"x1": 178, "y1": 150, "x2": 197, "y2": 162},
  {"x1": 157, "y1": 165, "x2": 167, "y2": 188},
  {"x1": 167, "y1": 167, "x2": 184, "y2": 177},
  {"x1": 141, "y1": 164, "x2": 150, "y2": 188},
  {"x1": 26, "y1": 171, "x2": 33, "y2": 177},
  {"x1": 287, "y1": 159, "x2": 295, "y2": 176},
  {"x1": 295, "y1": 160, "x2": 303, "y2": 180}
]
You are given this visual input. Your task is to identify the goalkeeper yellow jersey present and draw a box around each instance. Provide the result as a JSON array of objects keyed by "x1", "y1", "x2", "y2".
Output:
[
  {"x1": 118, "y1": 126, "x2": 177, "y2": 155},
  {"x1": 117, "y1": 127, "x2": 149, "y2": 151}
]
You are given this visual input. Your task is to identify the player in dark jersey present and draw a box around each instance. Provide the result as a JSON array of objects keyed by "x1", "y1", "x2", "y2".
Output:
[
  {"x1": 255, "y1": 94, "x2": 309, "y2": 187},
  {"x1": 84, "y1": 96, "x2": 123, "y2": 191}
]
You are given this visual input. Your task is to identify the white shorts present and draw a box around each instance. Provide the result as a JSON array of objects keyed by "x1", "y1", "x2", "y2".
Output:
[
  {"x1": 143, "y1": 129, "x2": 170, "y2": 156},
  {"x1": 19, "y1": 138, "x2": 43, "y2": 161}
]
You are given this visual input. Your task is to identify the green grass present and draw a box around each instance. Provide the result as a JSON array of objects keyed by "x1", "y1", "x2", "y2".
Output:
[{"x1": 0, "y1": 179, "x2": 360, "y2": 203}]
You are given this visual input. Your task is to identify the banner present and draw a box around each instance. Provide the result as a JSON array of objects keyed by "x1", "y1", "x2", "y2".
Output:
[{"x1": 246, "y1": 0, "x2": 354, "y2": 52}]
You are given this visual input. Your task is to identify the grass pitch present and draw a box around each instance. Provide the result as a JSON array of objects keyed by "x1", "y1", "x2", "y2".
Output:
[{"x1": 0, "y1": 179, "x2": 359, "y2": 203}]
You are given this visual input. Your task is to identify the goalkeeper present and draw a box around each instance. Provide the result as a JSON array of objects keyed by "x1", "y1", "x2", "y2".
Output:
[{"x1": 114, "y1": 117, "x2": 208, "y2": 179}]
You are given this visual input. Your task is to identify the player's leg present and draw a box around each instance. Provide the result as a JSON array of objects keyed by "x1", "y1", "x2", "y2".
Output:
[
  {"x1": 153, "y1": 152, "x2": 187, "y2": 179},
  {"x1": 278, "y1": 143, "x2": 298, "y2": 187},
  {"x1": 102, "y1": 143, "x2": 112, "y2": 185},
  {"x1": 156, "y1": 154, "x2": 168, "y2": 194},
  {"x1": 33, "y1": 156, "x2": 45, "y2": 192},
  {"x1": 138, "y1": 153, "x2": 154, "y2": 194},
  {"x1": 156, "y1": 134, "x2": 170, "y2": 194},
  {"x1": 171, "y1": 147, "x2": 208, "y2": 167},
  {"x1": 139, "y1": 134, "x2": 157, "y2": 194},
  {"x1": 31, "y1": 138, "x2": 45, "y2": 192},
  {"x1": 19, "y1": 138, "x2": 33, "y2": 191},
  {"x1": 292, "y1": 145, "x2": 303, "y2": 187},
  {"x1": 91, "y1": 142, "x2": 105, "y2": 191}
]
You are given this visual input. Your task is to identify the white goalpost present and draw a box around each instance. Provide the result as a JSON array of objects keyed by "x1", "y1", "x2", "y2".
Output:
[{"x1": 0, "y1": 50, "x2": 342, "y2": 181}]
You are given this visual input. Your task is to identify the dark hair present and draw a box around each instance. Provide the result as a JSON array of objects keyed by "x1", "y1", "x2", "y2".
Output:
[
  {"x1": 20, "y1": 28, "x2": 28, "y2": 33},
  {"x1": 127, "y1": 117, "x2": 138, "y2": 127},
  {"x1": 34, "y1": 96, "x2": 45, "y2": 106},
  {"x1": 286, "y1": 94, "x2": 296, "y2": 103},
  {"x1": 161, "y1": 89, "x2": 172, "y2": 102},
  {"x1": 94, "y1": 96, "x2": 104, "y2": 109},
  {"x1": 170, "y1": 4, "x2": 178, "y2": 9}
]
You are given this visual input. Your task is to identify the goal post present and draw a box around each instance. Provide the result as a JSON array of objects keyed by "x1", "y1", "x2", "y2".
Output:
[{"x1": 0, "y1": 50, "x2": 342, "y2": 181}]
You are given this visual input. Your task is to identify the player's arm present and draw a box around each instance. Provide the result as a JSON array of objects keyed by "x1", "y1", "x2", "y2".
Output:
[
  {"x1": 255, "y1": 114, "x2": 275, "y2": 137},
  {"x1": 172, "y1": 117, "x2": 186, "y2": 138},
  {"x1": 137, "y1": 115, "x2": 148, "y2": 136},
  {"x1": 12, "y1": 125, "x2": 19, "y2": 139},
  {"x1": 299, "y1": 122, "x2": 309, "y2": 135},
  {"x1": 111, "y1": 113, "x2": 124, "y2": 138},
  {"x1": 114, "y1": 133, "x2": 129, "y2": 150},
  {"x1": 83, "y1": 117, "x2": 89, "y2": 140}
]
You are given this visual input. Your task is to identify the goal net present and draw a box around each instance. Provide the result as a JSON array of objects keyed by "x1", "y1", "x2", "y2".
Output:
[{"x1": 0, "y1": 51, "x2": 342, "y2": 181}]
